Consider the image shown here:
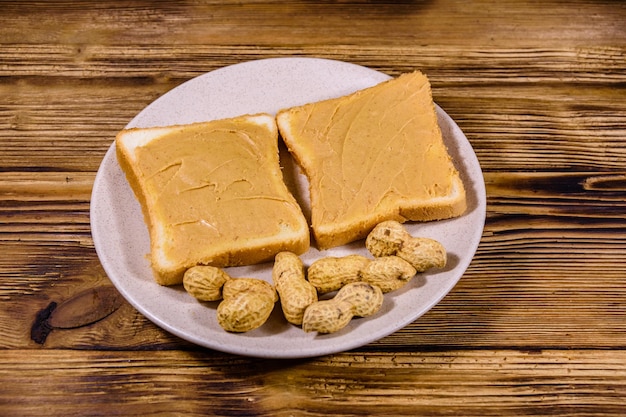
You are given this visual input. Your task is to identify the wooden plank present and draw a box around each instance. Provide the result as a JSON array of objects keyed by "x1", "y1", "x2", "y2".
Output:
[
  {"x1": 2, "y1": 44, "x2": 625, "y2": 83},
  {"x1": 2, "y1": 170, "x2": 626, "y2": 232},
  {"x1": 1, "y1": 0, "x2": 624, "y2": 47},
  {"x1": 485, "y1": 172, "x2": 626, "y2": 217},
  {"x1": 1, "y1": 75, "x2": 625, "y2": 172},
  {"x1": 0, "y1": 349, "x2": 625, "y2": 416},
  {"x1": 0, "y1": 172, "x2": 94, "y2": 201},
  {"x1": 3, "y1": 168, "x2": 625, "y2": 243},
  {"x1": 0, "y1": 81, "x2": 165, "y2": 172},
  {"x1": 1, "y1": 230, "x2": 625, "y2": 350}
]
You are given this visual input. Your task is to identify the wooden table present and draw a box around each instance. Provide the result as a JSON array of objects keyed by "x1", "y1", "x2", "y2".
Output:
[{"x1": 2, "y1": 1, "x2": 625, "y2": 415}]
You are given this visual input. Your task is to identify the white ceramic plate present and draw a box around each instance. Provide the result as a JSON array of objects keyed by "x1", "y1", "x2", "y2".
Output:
[{"x1": 90, "y1": 57, "x2": 486, "y2": 358}]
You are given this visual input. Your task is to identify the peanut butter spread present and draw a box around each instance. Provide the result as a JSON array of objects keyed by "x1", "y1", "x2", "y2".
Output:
[
  {"x1": 282, "y1": 71, "x2": 456, "y2": 228},
  {"x1": 133, "y1": 118, "x2": 303, "y2": 266}
]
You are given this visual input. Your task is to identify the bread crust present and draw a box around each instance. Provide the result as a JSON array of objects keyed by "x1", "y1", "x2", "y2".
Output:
[{"x1": 307, "y1": 175, "x2": 467, "y2": 249}]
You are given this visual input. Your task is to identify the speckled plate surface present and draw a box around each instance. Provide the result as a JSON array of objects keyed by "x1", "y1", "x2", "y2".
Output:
[{"x1": 90, "y1": 57, "x2": 486, "y2": 358}]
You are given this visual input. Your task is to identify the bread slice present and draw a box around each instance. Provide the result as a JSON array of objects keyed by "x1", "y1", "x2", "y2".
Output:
[
  {"x1": 116, "y1": 113, "x2": 310, "y2": 286},
  {"x1": 276, "y1": 71, "x2": 466, "y2": 249}
]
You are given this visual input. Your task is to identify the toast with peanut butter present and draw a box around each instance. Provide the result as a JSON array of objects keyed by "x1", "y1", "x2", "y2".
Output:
[
  {"x1": 276, "y1": 71, "x2": 466, "y2": 249},
  {"x1": 116, "y1": 114, "x2": 310, "y2": 286}
]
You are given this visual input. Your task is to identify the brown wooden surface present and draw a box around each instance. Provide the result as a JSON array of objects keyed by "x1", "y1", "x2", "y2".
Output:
[{"x1": 1, "y1": 1, "x2": 626, "y2": 415}]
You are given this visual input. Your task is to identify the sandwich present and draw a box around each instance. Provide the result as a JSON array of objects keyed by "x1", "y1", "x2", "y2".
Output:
[
  {"x1": 276, "y1": 70, "x2": 466, "y2": 249},
  {"x1": 115, "y1": 113, "x2": 310, "y2": 285}
]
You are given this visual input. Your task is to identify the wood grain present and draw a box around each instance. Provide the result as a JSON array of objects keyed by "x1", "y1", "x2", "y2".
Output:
[
  {"x1": 2, "y1": 46, "x2": 624, "y2": 172},
  {"x1": 2, "y1": 0, "x2": 626, "y2": 414},
  {"x1": 1, "y1": 233, "x2": 625, "y2": 350},
  {"x1": 1, "y1": 0, "x2": 625, "y2": 47},
  {"x1": 1, "y1": 349, "x2": 625, "y2": 416}
]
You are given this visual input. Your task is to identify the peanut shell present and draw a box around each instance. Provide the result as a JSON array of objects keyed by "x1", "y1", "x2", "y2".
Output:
[
  {"x1": 217, "y1": 278, "x2": 277, "y2": 332},
  {"x1": 272, "y1": 252, "x2": 318, "y2": 325},
  {"x1": 360, "y1": 256, "x2": 417, "y2": 293},
  {"x1": 183, "y1": 265, "x2": 230, "y2": 301},
  {"x1": 307, "y1": 255, "x2": 371, "y2": 294}
]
